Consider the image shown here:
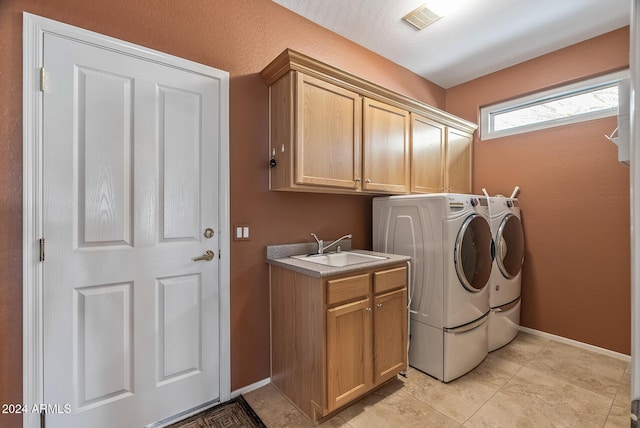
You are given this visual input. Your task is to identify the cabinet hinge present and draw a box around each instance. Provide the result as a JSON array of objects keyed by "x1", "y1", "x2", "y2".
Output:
[
  {"x1": 40, "y1": 67, "x2": 47, "y2": 92},
  {"x1": 39, "y1": 238, "x2": 45, "y2": 262}
]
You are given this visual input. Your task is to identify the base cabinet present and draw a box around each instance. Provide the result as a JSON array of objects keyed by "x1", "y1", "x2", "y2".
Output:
[{"x1": 270, "y1": 264, "x2": 408, "y2": 420}]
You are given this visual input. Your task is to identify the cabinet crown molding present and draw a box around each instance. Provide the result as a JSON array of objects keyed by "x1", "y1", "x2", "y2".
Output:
[{"x1": 261, "y1": 48, "x2": 477, "y2": 134}]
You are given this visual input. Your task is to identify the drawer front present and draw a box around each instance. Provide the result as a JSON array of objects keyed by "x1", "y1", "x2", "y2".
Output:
[
  {"x1": 327, "y1": 273, "x2": 370, "y2": 305},
  {"x1": 373, "y1": 265, "x2": 407, "y2": 294}
]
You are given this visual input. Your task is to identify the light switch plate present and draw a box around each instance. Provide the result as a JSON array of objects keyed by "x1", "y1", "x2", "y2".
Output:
[{"x1": 234, "y1": 224, "x2": 250, "y2": 241}]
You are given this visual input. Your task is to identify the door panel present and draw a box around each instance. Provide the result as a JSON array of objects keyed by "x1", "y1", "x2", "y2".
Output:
[
  {"x1": 410, "y1": 114, "x2": 445, "y2": 193},
  {"x1": 374, "y1": 288, "x2": 408, "y2": 384},
  {"x1": 445, "y1": 128, "x2": 472, "y2": 193},
  {"x1": 160, "y1": 86, "x2": 202, "y2": 241},
  {"x1": 157, "y1": 274, "x2": 202, "y2": 385},
  {"x1": 43, "y1": 32, "x2": 220, "y2": 428},
  {"x1": 296, "y1": 73, "x2": 362, "y2": 189},
  {"x1": 362, "y1": 98, "x2": 410, "y2": 194},
  {"x1": 326, "y1": 297, "x2": 372, "y2": 412},
  {"x1": 75, "y1": 282, "x2": 133, "y2": 408}
]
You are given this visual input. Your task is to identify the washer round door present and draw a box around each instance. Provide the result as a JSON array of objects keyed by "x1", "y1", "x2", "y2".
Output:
[
  {"x1": 496, "y1": 213, "x2": 524, "y2": 279},
  {"x1": 454, "y1": 214, "x2": 493, "y2": 292}
]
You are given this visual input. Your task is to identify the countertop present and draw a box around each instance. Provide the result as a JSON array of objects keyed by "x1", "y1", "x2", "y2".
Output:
[{"x1": 266, "y1": 241, "x2": 410, "y2": 278}]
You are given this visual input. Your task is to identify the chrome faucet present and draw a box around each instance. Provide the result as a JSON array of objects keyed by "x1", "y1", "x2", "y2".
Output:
[{"x1": 310, "y1": 233, "x2": 352, "y2": 254}]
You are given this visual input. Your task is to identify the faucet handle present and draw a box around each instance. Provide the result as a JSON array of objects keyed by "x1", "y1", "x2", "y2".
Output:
[{"x1": 310, "y1": 233, "x2": 320, "y2": 244}]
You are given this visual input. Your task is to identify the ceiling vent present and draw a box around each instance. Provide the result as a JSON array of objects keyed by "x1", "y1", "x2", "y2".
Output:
[{"x1": 402, "y1": 4, "x2": 441, "y2": 30}]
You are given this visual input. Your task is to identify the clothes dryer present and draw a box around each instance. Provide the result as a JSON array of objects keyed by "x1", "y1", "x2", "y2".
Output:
[
  {"x1": 487, "y1": 196, "x2": 524, "y2": 351},
  {"x1": 373, "y1": 193, "x2": 493, "y2": 382}
]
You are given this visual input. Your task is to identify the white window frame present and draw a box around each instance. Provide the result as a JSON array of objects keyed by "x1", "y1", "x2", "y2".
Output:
[{"x1": 480, "y1": 69, "x2": 629, "y2": 141}]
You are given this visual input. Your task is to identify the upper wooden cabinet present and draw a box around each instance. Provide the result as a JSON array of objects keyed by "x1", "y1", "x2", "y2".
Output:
[
  {"x1": 410, "y1": 113, "x2": 474, "y2": 194},
  {"x1": 445, "y1": 127, "x2": 473, "y2": 194},
  {"x1": 261, "y1": 49, "x2": 477, "y2": 195},
  {"x1": 295, "y1": 73, "x2": 362, "y2": 190},
  {"x1": 362, "y1": 98, "x2": 410, "y2": 194},
  {"x1": 411, "y1": 114, "x2": 446, "y2": 193}
]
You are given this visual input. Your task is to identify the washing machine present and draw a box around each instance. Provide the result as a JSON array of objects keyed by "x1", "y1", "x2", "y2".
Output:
[
  {"x1": 487, "y1": 196, "x2": 524, "y2": 351},
  {"x1": 373, "y1": 193, "x2": 493, "y2": 382}
]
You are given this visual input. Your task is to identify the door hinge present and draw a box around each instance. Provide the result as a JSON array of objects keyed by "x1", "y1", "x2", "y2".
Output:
[
  {"x1": 39, "y1": 238, "x2": 45, "y2": 262},
  {"x1": 632, "y1": 399, "x2": 639, "y2": 427},
  {"x1": 40, "y1": 67, "x2": 47, "y2": 92}
]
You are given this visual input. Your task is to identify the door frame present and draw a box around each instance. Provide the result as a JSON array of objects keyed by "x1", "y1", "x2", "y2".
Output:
[
  {"x1": 22, "y1": 13, "x2": 231, "y2": 428},
  {"x1": 631, "y1": 0, "x2": 639, "y2": 417}
]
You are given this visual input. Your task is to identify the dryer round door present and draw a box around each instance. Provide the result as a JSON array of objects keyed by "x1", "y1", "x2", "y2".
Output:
[
  {"x1": 454, "y1": 214, "x2": 493, "y2": 292},
  {"x1": 496, "y1": 213, "x2": 524, "y2": 279}
]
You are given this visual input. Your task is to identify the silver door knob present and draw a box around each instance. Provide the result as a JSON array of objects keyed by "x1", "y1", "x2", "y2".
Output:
[{"x1": 192, "y1": 250, "x2": 215, "y2": 261}]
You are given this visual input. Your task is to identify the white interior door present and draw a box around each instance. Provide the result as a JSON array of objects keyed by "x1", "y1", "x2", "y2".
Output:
[{"x1": 41, "y1": 31, "x2": 222, "y2": 428}]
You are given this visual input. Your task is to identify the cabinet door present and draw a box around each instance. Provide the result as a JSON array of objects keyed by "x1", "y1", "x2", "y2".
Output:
[
  {"x1": 326, "y1": 297, "x2": 372, "y2": 412},
  {"x1": 445, "y1": 127, "x2": 473, "y2": 193},
  {"x1": 411, "y1": 114, "x2": 445, "y2": 193},
  {"x1": 296, "y1": 73, "x2": 362, "y2": 190},
  {"x1": 373, "y1": 288, "x2": 408, "y2": 384},
  {"x1": 362, "y1": 98, "x2": 410, "y2": 194}
]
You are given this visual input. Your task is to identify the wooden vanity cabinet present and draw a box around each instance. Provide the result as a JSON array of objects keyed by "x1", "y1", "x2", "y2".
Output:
[{"x1": 270, "y1": 264, "x2": 408, "y2": 420}]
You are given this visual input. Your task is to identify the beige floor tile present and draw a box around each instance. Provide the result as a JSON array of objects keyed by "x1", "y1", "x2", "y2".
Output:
[
  {"x1": 526, "y1": 341, "x2": 627, "y2": 399},
  {"x1": 401, "y1": 367, "x2": 497, "y2": 423},
  {"x1": 605, "y1": 397, "x2": 631, "y2": 428},
  {"x1": 466, "y1": 366, "x2": 612, "y2": 428},
  {"x1": 490, "y1": 332, "x2": 549, "y2": 366},
  {"x1": 336, "y1": 378, "x2": 460, "y2": 428},
  {"x1": 244, "y1": 383, "x2": 332, "y2": 428},
  {"x1": 243, "y1": 335, "x2": 631, "y2": 428},
  {"x1": 465, "y1": 353, "x2": 523, "y2": 391}
]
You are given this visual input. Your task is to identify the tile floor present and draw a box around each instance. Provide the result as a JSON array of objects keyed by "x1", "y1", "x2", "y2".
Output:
[{"x1": 243, "y1": 332, "x2": 632, "y2": 427}]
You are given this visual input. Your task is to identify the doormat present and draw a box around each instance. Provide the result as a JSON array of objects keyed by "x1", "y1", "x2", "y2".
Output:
[{"x1": 166, "y1": 396, "x2": 267, "y2": 428}]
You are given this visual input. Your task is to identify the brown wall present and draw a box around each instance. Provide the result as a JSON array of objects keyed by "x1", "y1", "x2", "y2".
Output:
[
  {"x1": 446, "y1": 27, "x2": 631, "y2": 354},
  {"x1": 0, "y1": 0, "x2": 445, "y2": 424}
]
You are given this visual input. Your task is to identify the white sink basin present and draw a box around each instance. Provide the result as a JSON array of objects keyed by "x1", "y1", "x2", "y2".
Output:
[{"x1": 291, "y1": 251, "x2": 387, "y2": 267}]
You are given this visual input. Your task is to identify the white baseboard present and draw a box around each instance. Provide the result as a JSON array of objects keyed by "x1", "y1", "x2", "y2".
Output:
[
  {"x1": 519, "y1": 326, "x2": 631, "y2": 362},
  {"x1": 230, "y1": 377, "x2": 271, "y2": 398}
]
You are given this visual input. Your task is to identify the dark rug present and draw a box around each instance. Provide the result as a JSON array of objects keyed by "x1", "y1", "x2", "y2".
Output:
[{"x1": 166, "y1": 396, "x2": 267, "y2": 428}]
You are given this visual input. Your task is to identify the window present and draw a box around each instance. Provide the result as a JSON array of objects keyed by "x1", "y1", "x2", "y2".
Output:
[{"x1": 480, "y1": 70, "x2": 629, "y2": 140}]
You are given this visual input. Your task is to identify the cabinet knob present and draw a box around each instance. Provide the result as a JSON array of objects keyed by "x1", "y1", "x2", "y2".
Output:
[
  {"x1": 355, "y1": 178, "x2": 361, "y2": 182},
  {"x1": 377, "y1": 303, "x2": 383, "y2": 308},
  {"x1": 365, "y1": 179, "x2": 371, "y2": 184},
  {"x1": 365, "y1": 307, "x2": 372, "y2": 312}
]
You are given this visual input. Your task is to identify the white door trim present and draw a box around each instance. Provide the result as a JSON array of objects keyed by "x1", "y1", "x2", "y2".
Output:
[
  {"x1": 631, "y1": 0, "x2": 639, "y2": 414},
  {"x1": 22, "y1": 13, "x2": 231, "y2": 428}
]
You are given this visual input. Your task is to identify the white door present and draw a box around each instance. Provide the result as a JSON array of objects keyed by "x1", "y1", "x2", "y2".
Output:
[{"x1": 42, "y1": 32, "x2": 221, "y2": 427}]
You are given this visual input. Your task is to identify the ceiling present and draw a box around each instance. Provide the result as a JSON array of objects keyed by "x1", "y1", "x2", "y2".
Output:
[{"x1": 272, "y1": 0, "x2": 630, "y2": 88}]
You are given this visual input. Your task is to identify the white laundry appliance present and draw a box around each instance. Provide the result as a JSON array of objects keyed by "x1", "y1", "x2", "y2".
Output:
[
  {"x1": 487, "y1": 195, "x2": 525, "y2": 351},
  {"x1": 373, "y1": 193, "x2": 493, "y2": 382}
]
